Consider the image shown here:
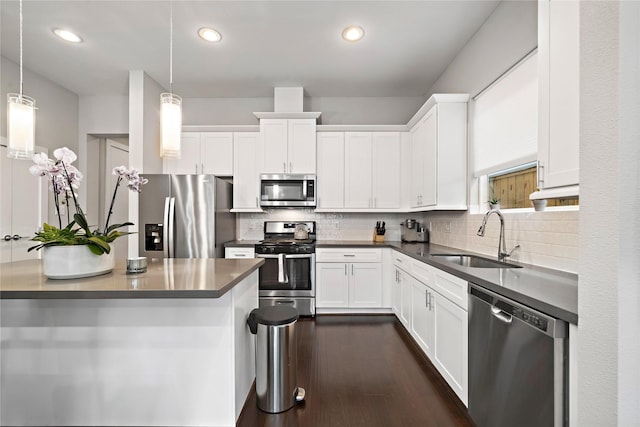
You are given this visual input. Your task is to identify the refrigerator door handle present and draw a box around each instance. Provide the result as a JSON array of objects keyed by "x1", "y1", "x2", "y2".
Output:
[
  {"x1": 167, "y1": 197, "x2": 176, "y2": 258},
  {"x1": 163, "y1": 197, "x2": 171, "y2": 258}
]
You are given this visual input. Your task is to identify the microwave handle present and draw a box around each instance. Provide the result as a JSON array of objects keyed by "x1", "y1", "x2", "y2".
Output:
[{"x1": 303, "y1": 179, "x2": 308, "y2": 199}]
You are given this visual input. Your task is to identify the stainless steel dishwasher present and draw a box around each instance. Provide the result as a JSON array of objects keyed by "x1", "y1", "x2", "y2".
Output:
[{"x1": 468, "y1": 283, "x2": 568, "y2": 427}]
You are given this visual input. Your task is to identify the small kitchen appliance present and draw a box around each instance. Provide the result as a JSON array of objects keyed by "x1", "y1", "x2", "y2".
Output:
[
  {"x1": 401, "y1": 219, "x2": 429, "y2": 243},
  {"x1": 255, "y1": 221, "x2": 316, "y2": 316}
]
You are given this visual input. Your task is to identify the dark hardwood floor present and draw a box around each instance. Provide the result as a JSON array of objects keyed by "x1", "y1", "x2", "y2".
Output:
[{"x1": 237, "y1": 315, "x2": 474, "y2": 427}]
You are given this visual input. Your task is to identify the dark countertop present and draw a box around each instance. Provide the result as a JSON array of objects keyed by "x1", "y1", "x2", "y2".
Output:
[
  {"x1": 225, "y1": 239, "x2": 578, "y2": 324},
  {"x1": 0, "y1": 258, "x2": 264, "y2": 299}
]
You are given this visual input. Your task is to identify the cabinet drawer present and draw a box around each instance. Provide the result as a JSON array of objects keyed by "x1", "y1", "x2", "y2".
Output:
[
  {"x1": 316, "y1": 248, "x2": 382, "y2": 263},
  {"x1": 392, "y1": 250, "x2": 413, "y2": 269},
  {"x1": 433, "y1": 270, "x2": 468, "y2": 310},
  {"x1": 411, "y1": 259, "x2": 433, "y2": 285},
  {"x1": 225, "y1": 247, "x2": 255, "y2": 259}
]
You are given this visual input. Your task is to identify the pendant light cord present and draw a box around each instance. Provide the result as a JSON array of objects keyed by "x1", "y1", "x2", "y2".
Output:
[
  {"x1": 169, "y1": 0, "x2": 173, "y2": 95},
  {"x1": 19, "y1": 0, "x2": 23, "y2": 97}
]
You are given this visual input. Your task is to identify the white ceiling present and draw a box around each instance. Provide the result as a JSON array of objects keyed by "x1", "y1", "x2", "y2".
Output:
[{"x1": 0, "y1": 1, "x2": 500, "y2": 98}]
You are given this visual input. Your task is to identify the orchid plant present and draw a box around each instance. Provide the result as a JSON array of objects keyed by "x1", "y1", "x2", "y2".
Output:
[{"x1": 28, "y1": 147, "x2": 148, "y2": 255}]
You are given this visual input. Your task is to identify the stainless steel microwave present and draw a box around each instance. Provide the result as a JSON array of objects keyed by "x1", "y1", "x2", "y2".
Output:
[{"x1": 260, "y1": 174, "x2": 316, "y2": 207}]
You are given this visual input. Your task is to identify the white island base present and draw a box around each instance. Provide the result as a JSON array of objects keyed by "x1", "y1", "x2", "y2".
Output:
[{"x1": 0, "y1": 270, "x2": 258, "y2": 427}]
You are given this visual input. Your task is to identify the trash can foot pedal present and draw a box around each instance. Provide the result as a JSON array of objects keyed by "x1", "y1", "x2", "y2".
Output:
[{"x1": 295, "y1": 387, "x2": 306, "y2": 403}]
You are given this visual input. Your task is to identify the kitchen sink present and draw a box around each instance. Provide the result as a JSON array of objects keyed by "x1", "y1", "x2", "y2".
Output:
[{"x1": 430, "y1": 254, "x2": 523, "y2": 269}]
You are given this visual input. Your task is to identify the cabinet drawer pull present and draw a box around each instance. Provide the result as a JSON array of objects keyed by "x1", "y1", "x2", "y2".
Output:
[{"x1": 343, "y1": 254, "x2": 356, "y2": 257}]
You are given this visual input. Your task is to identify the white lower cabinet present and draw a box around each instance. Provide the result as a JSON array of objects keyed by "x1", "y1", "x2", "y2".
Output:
[
  {"x1": 391, "y1": 250, "x2": 468, "y2": 406},
  {"x1": 316, "y1": 248, "x2": 383, "y2": 310},
  {"x1": 411, "y1": 277, "x2": 435, "y2": 357},
  {"x1": 433, "y1": 291, "x2": 468, "y2": 405}
]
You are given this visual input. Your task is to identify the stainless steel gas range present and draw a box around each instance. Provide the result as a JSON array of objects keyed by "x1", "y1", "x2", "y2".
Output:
[{"x1": 255, "y1": 221, "x2": 316, "y2": 316}]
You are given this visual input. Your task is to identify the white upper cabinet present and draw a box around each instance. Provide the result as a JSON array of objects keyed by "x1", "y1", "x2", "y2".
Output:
[
  {"x1": 232, "y1": 132, "x2": 262, "y2": 212},
  {"x1": 163, "y1": 132, "x2": 233, "y2": 175},
  {"x1": 261, "y1": 118, "x2": 316, "y2": 174},
  {"x1": 345, "y1": 132, "x2": 373, "y2": 208},
  {"x1": 407, "y1": 94, "x2": 468, "y2": 211},
  {"x1": 316, "y1": 132, "x2": 345, "y2": 209},
  {"x1": 372, "y1": 133, "x2": 401, "y2": 209},
  {"x1": 534, "y1": 0, "x2": 579, "y2": 197},
  {"x1": 317, "y1": 131, "x2": 401, "y2": 211}
]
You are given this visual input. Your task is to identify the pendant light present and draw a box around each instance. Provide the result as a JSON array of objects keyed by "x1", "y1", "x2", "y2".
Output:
[
  {"x1": 7, "y1": 0, "x2": 36, "y2": 159},
  {"x1": 160, "y1": 0, "x2": 182, "y2": 158}
]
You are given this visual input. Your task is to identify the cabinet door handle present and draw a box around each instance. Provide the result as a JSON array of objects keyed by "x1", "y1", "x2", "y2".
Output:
[
  {"x1": 255, "y1": 196, "x2": 259, "y2": 207},
  {"x1": 289, "y1": 162, "x2": 292, "y2": 173},
  {"x1": 536, "y1": 161, "x2": 544, "y2": 189},
  {"x1": 283, "y1": 162, "x2": 287, "y2": 173},
  {"x1": 351, "y1": 264, "x2": 354, "y2": 275},
  {"x1": 426, "y1": 291, "x2": 429, "y2": 308},
  {"x1": 344, "y1": 264, "x2": 347, "y2": 276}
]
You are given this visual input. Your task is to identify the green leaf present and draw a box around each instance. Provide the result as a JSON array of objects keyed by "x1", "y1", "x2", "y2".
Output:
[
  {"x1": 87, "y1": 236, "x2": 111, "y2": 252},
  {"x1": 105, "y1": 222, "x2": 134, "y2": 235},
  {"x1": 73, "y1": 213, "x2": 92, "y2": 236}
]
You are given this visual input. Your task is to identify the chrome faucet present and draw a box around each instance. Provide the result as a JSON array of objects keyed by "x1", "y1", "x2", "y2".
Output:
[{"x1": 477, "y1": 209, "x2": 520, "y2": 262}]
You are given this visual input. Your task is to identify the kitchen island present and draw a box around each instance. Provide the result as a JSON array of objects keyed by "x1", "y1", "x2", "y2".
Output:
[{"x1": 0, "y1": 257, "x2": 264, "y2": 427}]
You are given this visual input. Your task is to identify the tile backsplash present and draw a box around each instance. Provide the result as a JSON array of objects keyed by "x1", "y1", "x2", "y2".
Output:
[
  {"x1": 238, "y1": 208, "x2": 579, "y2": 273},
  {"x1": 425, "y1": 209, "x2": 579, "y2": 273},
  {"x1": 238, "y1": 210, "x2": 411, "y2": 242}
]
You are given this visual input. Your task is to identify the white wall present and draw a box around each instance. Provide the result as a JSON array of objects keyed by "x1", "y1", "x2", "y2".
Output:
[
  {"x1": 127, "y1": 70, "x2": 164, "y2": 258},
  {"x1": 183, "y1": 96, "x2": 425, "y2": 125},
  {"x1": 578, "y1": 2, "x2": 640, "y2": 425},
  {"x1": 426, "y1": 0, "x2": 538, "y2": 98},
  {"x1": 0, "y1": 56, "x2": 78, "y2": 153}
]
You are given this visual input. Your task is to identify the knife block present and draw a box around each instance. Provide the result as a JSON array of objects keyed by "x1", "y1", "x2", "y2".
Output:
[{"x1": 373, "y1": 230, "x2": 385, "y2": 243}]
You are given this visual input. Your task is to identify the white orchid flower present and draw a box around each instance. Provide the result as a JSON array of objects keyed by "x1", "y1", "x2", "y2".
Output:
[
  {"x1": 53, "y1": 147, "x2": 77, "y2": 165},
  {"x1": 113, "y1": 166, "x2": 128, "y2": 176}
]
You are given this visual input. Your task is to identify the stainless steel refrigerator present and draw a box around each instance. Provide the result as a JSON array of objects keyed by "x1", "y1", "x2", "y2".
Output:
[{"x1": 138, "y1": 175, "x2": 235, "y2": 259}]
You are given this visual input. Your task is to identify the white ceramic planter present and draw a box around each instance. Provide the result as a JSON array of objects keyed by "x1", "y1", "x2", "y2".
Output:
[
  {"x1": 532, "y1": 199, "x2": 548, "y2": 212},
  {"x1": 43, "y1": 245, "x2": 115, "y2": 279}
]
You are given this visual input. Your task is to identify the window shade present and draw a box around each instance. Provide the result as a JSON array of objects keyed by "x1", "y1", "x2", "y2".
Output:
[{"x1": 472, "y1": 52, "x2": 538, "y2": 176}]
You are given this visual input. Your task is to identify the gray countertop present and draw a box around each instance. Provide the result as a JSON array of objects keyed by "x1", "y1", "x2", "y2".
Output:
[
  {"x1": 0, "y1": 258, "x2": 264, "y2": 299},
  {"x1": 227, "y1": 239, "x2": 578, "y2": 324}
]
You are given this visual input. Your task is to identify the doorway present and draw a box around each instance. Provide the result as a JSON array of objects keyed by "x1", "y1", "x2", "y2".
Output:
[{"x1": 86, "y1": 135, "x2": 129, "y2": 262}]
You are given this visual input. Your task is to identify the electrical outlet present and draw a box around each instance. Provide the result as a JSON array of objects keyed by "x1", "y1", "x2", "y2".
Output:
[{"x1": 444, "y1": 222, "x2": 451, "y2": 233}]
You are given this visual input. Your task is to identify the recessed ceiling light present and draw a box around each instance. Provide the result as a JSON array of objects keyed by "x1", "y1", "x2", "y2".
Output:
[
  {"x1": 52, "y1": 28, "x2": 82, "y2": 43},
  {"x1": 342, "y1": 25, "x2": 365, "y2": 42},
  {"x1": 198, "y1": 27, "x2": 222, "y2": 43}
]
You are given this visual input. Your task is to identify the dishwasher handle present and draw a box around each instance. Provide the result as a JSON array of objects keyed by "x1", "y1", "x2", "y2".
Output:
[{"x1": 490, "y1": 306, "x2": 512, "y2": 324}]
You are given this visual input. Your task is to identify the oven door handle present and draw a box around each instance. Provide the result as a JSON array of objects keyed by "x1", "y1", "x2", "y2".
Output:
[
  {"x1": 256, "y1": 253, "x2": 290, "y2": 284},
  {"x1": 278, "y1": 253, "x2": 289, "y2": 283}
]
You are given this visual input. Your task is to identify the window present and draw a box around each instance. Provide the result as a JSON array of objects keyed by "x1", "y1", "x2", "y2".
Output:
[
  {"x1": 471, "y1": 50, "x2": 578, "y2": 210},
  {"x1": 488, "y1": 163, "x2": 578, "y2": 209}
]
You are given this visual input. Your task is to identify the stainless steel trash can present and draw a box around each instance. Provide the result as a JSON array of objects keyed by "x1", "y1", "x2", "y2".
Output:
[{"x1": 247, "y1": 306, "x2": 305, "y2": 413}]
